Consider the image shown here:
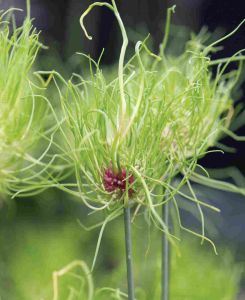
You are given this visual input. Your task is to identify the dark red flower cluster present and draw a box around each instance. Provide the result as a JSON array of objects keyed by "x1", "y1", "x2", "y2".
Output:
[{"x1": 103, "y1": 167, "x2": 134, "y2": 196}]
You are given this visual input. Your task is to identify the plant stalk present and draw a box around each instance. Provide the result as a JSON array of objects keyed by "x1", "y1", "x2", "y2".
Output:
[
  {"x1": 162, "y1": 202, "x2": 169, "y2": 300},
  {"x1": 123, "y1": 206, "x2": 135, "y2": 300}
]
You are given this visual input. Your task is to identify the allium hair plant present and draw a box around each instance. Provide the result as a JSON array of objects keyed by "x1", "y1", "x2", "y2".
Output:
[
  {"x1": 0, "y1": 1, "x2": 57, "y2": 201},
  {"x1": 38, "y1": 1, "x2": 245, "y2": 299}
]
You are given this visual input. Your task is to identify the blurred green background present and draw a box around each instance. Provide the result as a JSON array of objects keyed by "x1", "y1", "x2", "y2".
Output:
[{"x1": 0, "y1": 186, "x2": 244, "y2": 299}]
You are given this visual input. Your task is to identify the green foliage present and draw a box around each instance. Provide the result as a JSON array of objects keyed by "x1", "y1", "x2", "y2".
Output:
[{"x1": 0, "y1": 8, "x2": 51, "y2": 197}]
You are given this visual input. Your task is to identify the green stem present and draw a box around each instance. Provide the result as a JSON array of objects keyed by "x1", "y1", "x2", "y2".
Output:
[
  {"x1": 162, "y1": 202, "x2": 170, "y2": 300},
  {"x1": 124, "y1": 206, "x2": 135, "y2": 300},
  {"x1": 111, "y1": 0, "x2": 128, "y2": 123},
  {"x1": 26, "y1": 0, "x2": 31, "y2": 19},
  {"x1": 159, "y1": 5, "x2": 176, "y2": 57},
  {"x1": 205, "y1": 19, "x2": 245, "y2": 54},
  {"x1": 152, "y1": 5, "x2": 175, "y2": 70},
  {"x1": 210, "y1": 55, "x2": 245, "y2": 65}
]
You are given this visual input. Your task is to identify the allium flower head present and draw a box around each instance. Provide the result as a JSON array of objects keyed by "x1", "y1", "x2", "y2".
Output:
[
  {"x1": 0, "y1": 7, "x2": 50, "y2": 197},
  {"x1": 47, "y1": 1, "x2": 245, "y2": 249},
  {"x1": 103, "y1": 167, "x2": 134, "y2": 196}
]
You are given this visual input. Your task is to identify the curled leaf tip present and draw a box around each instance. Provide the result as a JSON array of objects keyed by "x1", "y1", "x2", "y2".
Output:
[{"x1": 171, "y1": 5, "x2": 176, "y2": 13}]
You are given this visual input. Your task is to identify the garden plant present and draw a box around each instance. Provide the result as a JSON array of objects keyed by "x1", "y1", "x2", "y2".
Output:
[
  {"x1": 1, "y1": 0, "x2": 245, "y2": 299},
  {"x1": 0, "y1": 1, "x2": 55, "y2": 198}
]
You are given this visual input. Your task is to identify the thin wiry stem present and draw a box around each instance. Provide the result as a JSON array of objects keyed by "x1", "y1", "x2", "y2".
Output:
[
  {"x1": 26, "y1": 0, "x2": 31, "y2": 19},
  {"x1": 123, "y1": 206, "x2": 135, "y2": 300},
  {"x1": 162, "y1": 202, "x2": 170, "y2": 300}
]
